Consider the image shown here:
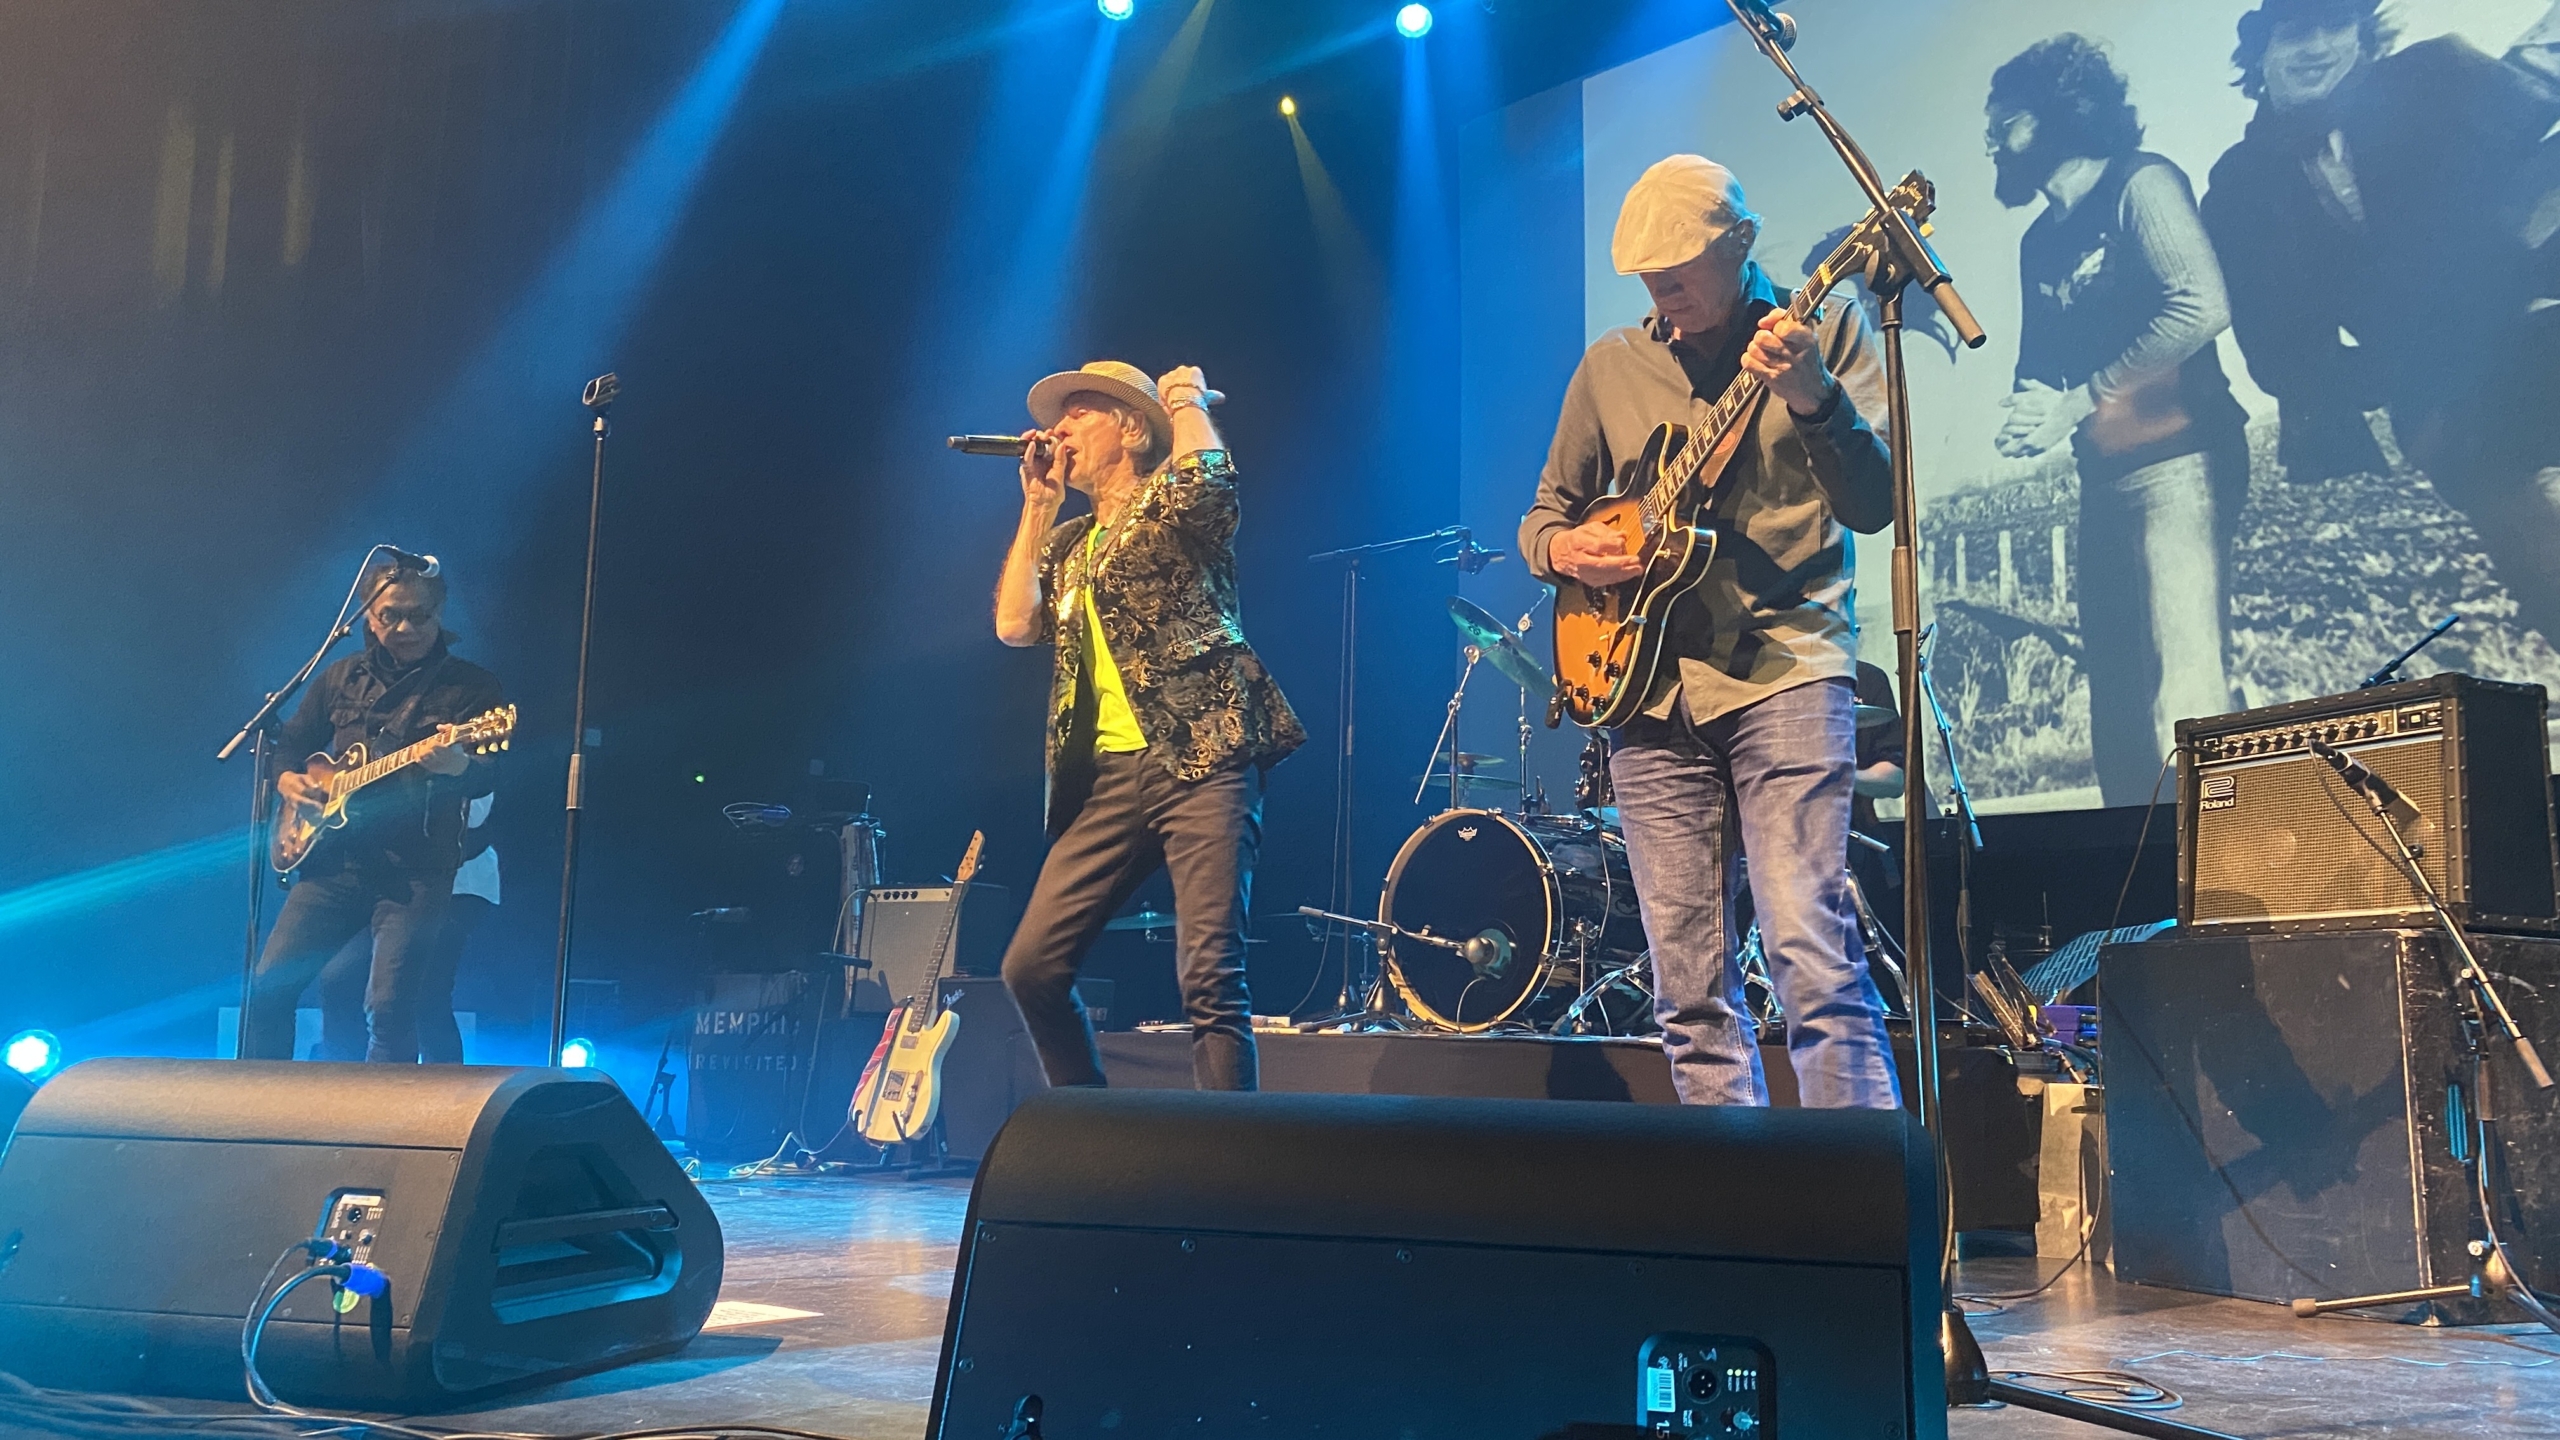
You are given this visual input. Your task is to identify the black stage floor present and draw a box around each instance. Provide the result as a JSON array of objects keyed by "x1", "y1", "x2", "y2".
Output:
[{"x1": 27, "y1": 1172, "x2": 2552, "y2": 1440}]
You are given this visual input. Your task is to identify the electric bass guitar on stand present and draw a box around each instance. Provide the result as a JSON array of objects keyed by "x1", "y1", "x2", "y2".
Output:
[
  {"x1": 1549, "y1": 173, "x2": 1936, "y2": 728},
  {"x1": 850, "y1": 830, "x2": 984, "y2": 1148}
]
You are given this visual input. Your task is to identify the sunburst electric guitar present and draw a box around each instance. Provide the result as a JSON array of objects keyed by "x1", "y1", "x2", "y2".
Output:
[
  {"x1": 851, "y1": 830, "x2": 984, "y2": 1146},
  {"x1": 269, "y1": 705, "x2": 519, "y2": 874},
  {"x1": 1550, "y1": 173, "x2": 1936, "y2": 728}
]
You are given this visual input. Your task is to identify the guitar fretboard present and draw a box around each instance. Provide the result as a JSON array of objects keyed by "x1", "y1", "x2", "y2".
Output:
[
  {"x1": 332, "y1": 732, "x2": 453, "y2": 799},
  {"x1": 1636, "y1": 270, "x2": 1835, "y2": 535}
]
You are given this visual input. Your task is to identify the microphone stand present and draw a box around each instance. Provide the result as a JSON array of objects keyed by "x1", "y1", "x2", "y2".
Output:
[
  {"x1": 1917, "y1": 626, "x2": 1983, "y2": 1003},
  {"x1": 1722, "y1": 5, "x2": 2235, "y2": 1435},
  {"x1": 552, "y1": 373, "x2": 619, "y2": 1064},
  {"x1": 216, "y1": 548, "x2": 405, "y2": 1058},
  {"x1": 1298, "y1": 525, "x2": 1476, "y2": 1033},
  {"x1": 2283, "y1": 756, "x2": 2559, "y2": 1330},
  {"x1": 2359, "y1": 612, "x2": 2460, "y2": 689}
]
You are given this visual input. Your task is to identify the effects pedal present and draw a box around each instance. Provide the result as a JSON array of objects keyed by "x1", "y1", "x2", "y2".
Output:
[{"x1": 1638, "y1": 1334, "x2": 1773, "y2": 1437}]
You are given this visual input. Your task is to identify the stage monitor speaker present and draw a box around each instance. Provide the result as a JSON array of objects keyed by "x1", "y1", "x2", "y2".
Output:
[
  {"x1": 2101, "y1": 929, "x2": 2560, "y2": 1323},
  {"x1": 0, "y1": 1060, "x2": 722, "y2": 1406},
  {"x1": 2176, "y1": 673, "x2": 2558, "y2": 933},
  {"x1": 930, "y1": 1090, "x2": 1946, "y2": 1440}
]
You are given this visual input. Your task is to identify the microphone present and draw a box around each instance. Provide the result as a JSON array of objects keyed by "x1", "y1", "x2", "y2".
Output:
[
  {"x1": 2308, "y1": 737, "x2": 2422, "y2": 831},
  {"x1": 1730, "y1": 0, "x2": 1797, "y2": 49},
  {"x1": 582, "y1": 372, "x2": 620, "y2": 415},
  {"x1": 949, "y1": 435, "x2": 1040, "y2": 457},
  {"x1": 382, "y1": 546, "x2": 441, "y2": 578}
]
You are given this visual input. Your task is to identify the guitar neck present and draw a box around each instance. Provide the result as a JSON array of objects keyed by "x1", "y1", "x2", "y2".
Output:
[
  {"x1": 1641, "y1": 287, "x2": 1826, "y2": 524},
  {"x1": 336, "y1": 733, "x2": 446, "y2": 798},
  {"x1": 912, "y1": 880, "x2": 972, "y2": 1022}
]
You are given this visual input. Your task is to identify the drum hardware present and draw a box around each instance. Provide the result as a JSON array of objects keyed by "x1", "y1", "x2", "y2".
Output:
[
  {"x1": 1373, "y1": 808, "x2": 1647, "y2": 1033},
  {"x1": 1443, "y1": 597, "x2": 1546, "y2": 815},
  {"x1": 1853, "y1": 702, "x2": 1897, "y2": 730}
]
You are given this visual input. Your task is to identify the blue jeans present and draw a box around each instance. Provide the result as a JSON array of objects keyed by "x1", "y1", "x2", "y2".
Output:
[{"x1": 1610, "y1": 677, "x2": 1901, "y2": 1108}]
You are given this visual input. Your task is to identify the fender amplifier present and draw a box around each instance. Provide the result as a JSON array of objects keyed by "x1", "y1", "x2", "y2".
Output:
[{"x1": 2176, "y1": 673, "x2": 2558, "y2": 933}]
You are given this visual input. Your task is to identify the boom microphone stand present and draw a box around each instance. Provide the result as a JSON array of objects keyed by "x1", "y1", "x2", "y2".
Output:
[
  {"x1": 2285, "y1": 739, "x2": 2560, "y2": 1330},
  {"x1": 1722, "y1": 4, "x2": 2236, "y2": 1434},
  {"x1": 551, "y1": 372, "x2": 619, "y2": 1064},
  {"x1": 216, "y1": 547, "x2": 408, "y2": 1058}
]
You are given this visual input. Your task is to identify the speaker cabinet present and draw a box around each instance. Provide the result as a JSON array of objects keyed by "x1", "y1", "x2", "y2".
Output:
[
  {"x1": 931, "y1": 1090, "x2": 1947, "y2": 1440},
  {"x1": 2176, "y1": 674, "x2": 2558, "y2": 933},
  {"x1": 853, "y1": 882, "x2": 1017, "y2": 1005},
  {"x1": 2102, "y1": 930, "x2": 2560, "y2": 1322},
  {"x1": 0, "y1": 1061, "x2": 722, "y2": 1405}
]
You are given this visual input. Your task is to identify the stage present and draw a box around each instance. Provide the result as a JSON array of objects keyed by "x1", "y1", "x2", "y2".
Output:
[{"x1": 52, "y1": 1171, "x2": 2528, "y2": 1440}]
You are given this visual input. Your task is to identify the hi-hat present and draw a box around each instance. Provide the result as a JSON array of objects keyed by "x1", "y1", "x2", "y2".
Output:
[
  {"x1": 1855, "y1": 703, "x2": 1896, "y2": 730},
  {"x1": 1446, "y1": 597, "x2": 1550, "y2": 693}
]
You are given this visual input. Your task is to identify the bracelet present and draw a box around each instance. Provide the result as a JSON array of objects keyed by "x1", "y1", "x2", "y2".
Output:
[
  {"x1": 1790, "y1": 380, "x2": 1844, "y2": 426},
  {"x1": 1166, "y1": 394, "x2": 1212, "y2": 415}
]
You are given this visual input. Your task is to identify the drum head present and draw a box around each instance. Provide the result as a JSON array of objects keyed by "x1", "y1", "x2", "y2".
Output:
[{"x1": 1379, "y1": 810, "x2": 1557, "y2": 1031}]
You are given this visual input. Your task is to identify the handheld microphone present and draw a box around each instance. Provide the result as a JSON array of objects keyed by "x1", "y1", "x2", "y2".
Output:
[
  {"x1": 381, "y1": 546, "x2": 441, "y2": 578},
  {"x1": 2308, "y1": 737, "x2": 2422, "y2": 831},
  {"x1": 949, "y1": 435, "x2": 1039, "y2": 457}
]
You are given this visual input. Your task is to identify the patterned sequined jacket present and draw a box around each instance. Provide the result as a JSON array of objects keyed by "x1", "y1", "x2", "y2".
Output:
[{"x1": 1031, "y1": 450, "x2": 1305, "y2": 836}]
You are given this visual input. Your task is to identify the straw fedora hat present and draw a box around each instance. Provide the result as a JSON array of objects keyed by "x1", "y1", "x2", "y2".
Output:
[{"x1": 1026, "y1": 360, "x2": 1174, "y2": 461}]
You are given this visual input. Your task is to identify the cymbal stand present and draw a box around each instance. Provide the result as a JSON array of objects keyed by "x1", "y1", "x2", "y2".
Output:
[
  {"x1": 1725, "y1": 3, "x2": 2234, "y2": 1433},
  {"x1": 1415, "y1": 646, "x2": 1484, "y2": 811}
]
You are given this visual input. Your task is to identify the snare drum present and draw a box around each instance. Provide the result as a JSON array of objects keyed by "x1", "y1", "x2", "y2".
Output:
[{"x1": 1377, "y1": 809, "x2": 1645, "y2": 1031}]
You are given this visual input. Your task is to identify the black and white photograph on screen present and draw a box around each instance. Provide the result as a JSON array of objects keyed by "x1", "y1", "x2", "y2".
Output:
[{"x1": 1554, "y1": 0, "x2": 2560, "y2": 811}]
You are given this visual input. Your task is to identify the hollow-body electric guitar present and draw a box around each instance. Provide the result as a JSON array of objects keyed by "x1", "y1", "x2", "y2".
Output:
[
  {"x1": 270, "y1": 706, "x2": 519, "y2": 875},
  {"x1": 851, "y1": 830, "x2": 984, "y2": 1147},
  {"x1": 1550, "y1": 173, "x2": 1936, "y2": 728}
]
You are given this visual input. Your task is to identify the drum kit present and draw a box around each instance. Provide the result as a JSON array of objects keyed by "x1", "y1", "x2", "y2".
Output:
[{"x1": 1299, "y1": 596, "x2": 1910, "y2": 1039}]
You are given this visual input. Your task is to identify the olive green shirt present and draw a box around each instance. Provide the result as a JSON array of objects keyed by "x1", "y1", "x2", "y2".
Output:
[{"x1": 1518, "y1": 261, "x2": 1895, "y2": 724}]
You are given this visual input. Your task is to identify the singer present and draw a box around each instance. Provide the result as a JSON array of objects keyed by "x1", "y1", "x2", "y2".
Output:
[
  {"x1": 243, "y1": 555, "x2": 505, "y2": 1063},
  {"x1": 990, "y1": 360, "x2": 1303, "y2": 1090}
]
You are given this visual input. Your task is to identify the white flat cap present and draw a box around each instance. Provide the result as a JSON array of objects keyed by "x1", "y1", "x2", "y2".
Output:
[{"x1": 1611, "y1": 155, "x2": 1759, "y2": 275}]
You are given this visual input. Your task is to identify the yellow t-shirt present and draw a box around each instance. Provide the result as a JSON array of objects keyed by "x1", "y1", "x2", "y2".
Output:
[{"x1": 1083, "y1": 526, "x2": 1148, "y2": 753}]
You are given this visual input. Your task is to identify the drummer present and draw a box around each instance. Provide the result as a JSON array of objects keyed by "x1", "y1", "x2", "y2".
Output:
[{"x1": 1851, "y1": 660, "x2": 1907, "y2": 888}]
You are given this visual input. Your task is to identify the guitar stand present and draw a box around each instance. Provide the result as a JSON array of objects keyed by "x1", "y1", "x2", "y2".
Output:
[{"x1": 866, "y1": 1117, "x2": 972, "y2": 1181}]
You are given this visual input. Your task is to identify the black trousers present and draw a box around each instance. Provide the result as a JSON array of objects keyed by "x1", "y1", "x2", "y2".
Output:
[
  {"x1": 319, "y1": 892, "x2": 485, "y2": 1063},
  {"x1": 244, "y1": 862, "x2": 452, "y2": 1062},
  {"x1": 1000, "y1": 751, "x2": 1263, "y2": 1090}
]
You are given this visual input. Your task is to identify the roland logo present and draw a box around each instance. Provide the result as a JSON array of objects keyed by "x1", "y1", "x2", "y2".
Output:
[{"x1": 2200, "y1": 774, "x2": 2239, "y2": 811}]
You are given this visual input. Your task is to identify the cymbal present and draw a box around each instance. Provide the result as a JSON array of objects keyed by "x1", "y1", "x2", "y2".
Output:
[
  {"x1": 1855, "y1": 703, "x2": 1897, "y2": 731},
  {"x1": 1104, "y1": 908, "x2": 1176, "y2": 932},
  {"x1": 1415, "y1": 773, "x2": 1523, "y2": 790},
  {"x1": 1446, "y1": 597, "x2": 1550, "y2": 693}
]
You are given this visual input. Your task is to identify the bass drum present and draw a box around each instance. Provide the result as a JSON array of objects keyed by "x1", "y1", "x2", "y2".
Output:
[{"x1": 1378, "y1": 809, "x2": 1645, "y2": 1032}]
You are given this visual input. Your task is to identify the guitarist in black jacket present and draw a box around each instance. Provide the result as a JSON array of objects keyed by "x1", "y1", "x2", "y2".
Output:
[
  {"x1": 1519, "y1": 155, "x2": 1902, "y2": 1111},
  {"x1": 243, "y1": 559, "x2": 504, "y2": 1063}
]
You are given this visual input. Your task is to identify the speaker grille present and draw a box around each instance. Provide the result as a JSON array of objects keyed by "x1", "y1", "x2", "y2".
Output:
[{"x1": 2189, "y1": 736, "x2": 2449, "y2": 925}]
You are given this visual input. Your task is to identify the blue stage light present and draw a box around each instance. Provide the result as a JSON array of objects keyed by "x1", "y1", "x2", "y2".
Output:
[
  {"x1": 1395, "y1": 3, "x2": 1433, "y2": 39},
  {"x1": 4, "y1": 1029, "x2": 61, "y2": 1081},
  {"x1": 559, "y1": 1037, "x2": 598, "y2": 1069},
  {"x1": 1098, "y1": 0, "x2": 1134, "y2": 20}
]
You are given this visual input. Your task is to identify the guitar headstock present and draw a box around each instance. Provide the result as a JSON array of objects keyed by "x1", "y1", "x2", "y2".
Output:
[
  {"x1": 954, "y1": 830, "x2": 986, "y2": 886},
  {"x1": 453, "y1": 704, "x2": 519, "y2": 756},
  {"x1": 1802, "y1": 171, "x2": 1939, "y2": 309}
]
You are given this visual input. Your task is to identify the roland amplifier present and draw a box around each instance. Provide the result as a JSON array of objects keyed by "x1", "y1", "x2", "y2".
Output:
[{"x1": 2177, "y1": 673, "x2": 2559, "y2": 933}]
